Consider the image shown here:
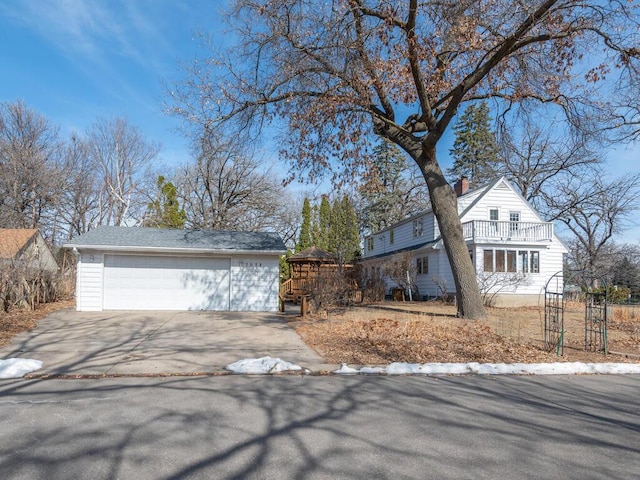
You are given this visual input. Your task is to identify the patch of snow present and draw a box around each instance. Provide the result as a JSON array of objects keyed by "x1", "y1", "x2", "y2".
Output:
[
  {"x1": 0, "y1": 358, "x2": 43, "y2": 379},
  {"x1": 335, "y1": 362, "x2": 640, "y2": 376},
  {"x1": 334, "y1": 363, "x2": 359, "y2": 374},
  {"x1": 225, "y1": 356, "x2": 302, "y2": 374}
]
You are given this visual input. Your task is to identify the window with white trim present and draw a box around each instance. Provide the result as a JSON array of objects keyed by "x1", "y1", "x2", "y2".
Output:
[
  {"x1": 367, "y1": 237, "x2": 374, "y2": 251},
  {"x1": 483, "y1": 248, "x2": 540, "y2": 273},
  {"x1": 416, "y1": 256, "x2": 428, "y2": 275},
  {"x1": 509, "y1": 211, "x2": 520, "y2": 234},
  {"x1": 413, "y1": 217, "x2": 423, "y2": 237}
]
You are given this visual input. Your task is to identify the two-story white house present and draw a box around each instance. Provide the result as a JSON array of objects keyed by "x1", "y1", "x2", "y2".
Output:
[{"x1": 361, "y1": 177, "x2": 567, "y2": 307}]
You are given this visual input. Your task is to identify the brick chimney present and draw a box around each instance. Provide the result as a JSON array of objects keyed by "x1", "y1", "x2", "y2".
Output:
[{"x1": 454, "y1": 176, "x2": 470, "y2": 197}]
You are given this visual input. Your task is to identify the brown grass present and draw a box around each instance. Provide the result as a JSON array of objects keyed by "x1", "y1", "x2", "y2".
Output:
[
  {"x1": 294, "y1": 302, "x2": 640, "y2": 365},
  {"x1": 0, "y1": 299, "x2": 74, "y2": 347}
]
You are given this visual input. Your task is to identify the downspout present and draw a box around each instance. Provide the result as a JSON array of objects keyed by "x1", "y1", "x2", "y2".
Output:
[{"x1": 71, "y1": 247, "x2": 80, "y2": 311}]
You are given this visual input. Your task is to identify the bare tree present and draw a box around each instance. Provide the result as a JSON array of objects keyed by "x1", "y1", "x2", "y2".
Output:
[
  {"x1": 168, "y1": 1, "x2": 640, "y2": 319},
  {"x1": 551, "y1": 170, "x2": 640, "y2": 275},
  {"x1": 497, "y1": 111, "x2": 601, "y2": 211},
  {"x1": 86, "y1": 117, "x2": 160, "y2": 226},
  {"x1": 55, "y1": 133, "x2": 102, "y2": 239},
  {"x1": 383, "y1": 251, "x2": 418, "y2": 299},
  {"x1": 477, "y1": 272, "x2": 530, "y2": 307},
  {"x1": 0, "y1": 101, "x2": 63, "y2": 233},
  {"x1": 175, "y1": 134, "x2": 290, "y2": 234}
]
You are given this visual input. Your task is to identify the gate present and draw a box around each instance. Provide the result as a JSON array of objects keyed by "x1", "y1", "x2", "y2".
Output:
[
  {"x1": 544, "y1": 271, "x2": 608, "y2": 355},
  {"x1": 544, "y1": 272, "x2": 565, "y2": 355}
]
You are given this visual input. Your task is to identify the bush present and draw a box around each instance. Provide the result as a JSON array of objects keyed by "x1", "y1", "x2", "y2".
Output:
[{"x1": 592, "y1": 285, "x2": 631, "y2": 304}]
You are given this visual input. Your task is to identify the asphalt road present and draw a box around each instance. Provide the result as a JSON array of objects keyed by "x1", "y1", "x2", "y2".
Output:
[{"x1": 1, "y1": 374, "x2": 638, "y2": 479}]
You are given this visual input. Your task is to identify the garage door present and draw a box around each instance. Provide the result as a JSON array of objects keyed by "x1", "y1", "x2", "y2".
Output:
[{"x1": 103, "y1": 255, "x2": 230, "y2": 310}]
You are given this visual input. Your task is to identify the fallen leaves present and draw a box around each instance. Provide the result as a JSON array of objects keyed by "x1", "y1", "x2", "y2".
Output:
[{"x1": 295, "y1": 304, "x2": 640, "y2": 364}]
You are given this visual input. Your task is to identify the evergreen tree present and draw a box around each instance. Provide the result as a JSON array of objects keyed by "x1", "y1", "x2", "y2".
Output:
[
  {"x1": 329, "y1": 194, "x2": 360, "y2": 263},
  {"x1": 339, "y1": 194, "x2": 361, "y2": 263},
  {"x1": 144, "y1": 176, "x2": 186, "y2": 229},
  {"x1": 448, "y1": 102, "x2": 501, "y2": 187},
  {"x1": 280, "y1": 249, "x2": 292, "y2": 280},
  {"x1": 328, "y1": 197, "x2": 342, "y2": 256},
  {"x1": 296, "y1": 197, "x2": 312, "y2": 252},
  {"x1": 314, "y1": 195, "x2": 332, "y2": 250},
  {"x1": 359, "y1": 140, "x2": 428, "y2": 234}
]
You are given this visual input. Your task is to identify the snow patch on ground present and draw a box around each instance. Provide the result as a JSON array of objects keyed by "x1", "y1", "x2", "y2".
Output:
[
  {"x1": 0, "y1": 358, "x2": 43, "y2": 378},
  {"x1": 225, "y1": 356, "x2": 303, "y2": 374},
  {"x1": 336, "y1": 362, "x2": 640, "y2": 376}
]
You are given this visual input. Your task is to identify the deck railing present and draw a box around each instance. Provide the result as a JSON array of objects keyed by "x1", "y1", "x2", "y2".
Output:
[
  {"x1": 280, "y1": 277, "x2": 313, "y2": 295},
  {"x1": 462, "y1": 220, "x2": 553, "y2": 242}
]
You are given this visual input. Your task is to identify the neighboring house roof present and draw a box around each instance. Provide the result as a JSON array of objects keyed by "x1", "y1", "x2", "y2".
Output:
[
  {"x1": 287, "y1": 246, "x2": 336, "y2": 264},
  {"x1": 0, "y1": 229, "x2": 39, "y2": 259},
  {"x1": 63, "y1": 226, "x2": 287, "y2": 255}
]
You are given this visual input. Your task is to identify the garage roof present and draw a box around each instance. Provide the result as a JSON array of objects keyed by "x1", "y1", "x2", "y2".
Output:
[{"x1": 64, "y1": 226, "x2": 287, "y2": 255}]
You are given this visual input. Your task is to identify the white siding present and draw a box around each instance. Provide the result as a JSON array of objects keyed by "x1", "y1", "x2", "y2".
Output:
[
  {"x1": 76, "y1": 252, "x2": 104, "y2": 311},
  {"x1": 360, "y1": 178, "x2": 567, "y2": 306},
  {"x1": 74, "y1": 249, "x2": 282, "y2": 312},
  {"x1": 230, "y1": 255, "x2": 280, "y2": 312},
  {"x1": 473, "y1": 243, "x2": 563, "y2": 297},
  {"x1": 364, "y1": 213, "x2": 437, "y2": 259},
  {"x1": 461, "y1": 181, "x2": 542, "y2": 223}
]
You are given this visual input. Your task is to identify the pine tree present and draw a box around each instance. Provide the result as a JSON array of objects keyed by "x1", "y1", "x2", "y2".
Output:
[
  {"x1": 314, "y1": 195, "x2": 332, "y2": 250},
  {"x1": 296, "y1": 197, "x2": 312, "y2": 252},
  {"x1": 340, "y1": 194, "x2": 361, "y2": 263},
  {"x1": 144, "y1": 176, "x2": 186, "y2": 229},
  {"x1": 359, "y1": 140, "x2": 428, "y2": 234},
  {"x1": 328, "y1": 197, "x2": 342, "y2": 256},
  {"x1": 448, "y1": 102, "x2": 501, "y2": 187}
]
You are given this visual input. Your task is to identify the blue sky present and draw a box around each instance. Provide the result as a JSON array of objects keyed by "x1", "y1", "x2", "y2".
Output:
[
  {"x1": 0, "y1": 0, "x2": 225, "y2": 167},
  {"x1": 1, "y1": 0, "x2": 638, "y2": 241}
]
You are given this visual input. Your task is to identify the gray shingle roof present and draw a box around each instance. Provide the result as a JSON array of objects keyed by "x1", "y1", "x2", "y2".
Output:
[{"x1": 64, "y1": 227, "x2": 286, "y2": 253}]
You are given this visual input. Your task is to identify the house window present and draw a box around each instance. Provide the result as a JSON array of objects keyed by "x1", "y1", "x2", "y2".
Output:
[
  {"x1": 489, "y1": 208, "x2": 499, "y2": 232},
  {"x1": 519, "y1": 250, "x2": 529, "y2": 273},
  {"x1": 485, "y1": 248, "x2": 540, "y2": 273},
  {"x1": 389, "y1": 229, "x2": 395, "y2": 245},
  {"x1": 530, "y1": 251, "x2": 540, "y2": 273},
  {"x1": 483, "y1": 250, "x2": 494, "y2": 272},
  {"x1": 367, "y1": 237, "x2": 374, "y2": 251},
  {"x1": 507, "y1": 250, "x2": 517, "y2": 272},
  {"x1": 509, "y1": 211, "x2": 520, "y2": 235},
  {"x1": 413, "y1": 217, "x2": 423, "y2": 237},
  {"x1": 495, "y1": 250, "x2": 505, "y2": 272},
  {"x1": 416, "y1": 257, "x2": 428, "y2": 275}
]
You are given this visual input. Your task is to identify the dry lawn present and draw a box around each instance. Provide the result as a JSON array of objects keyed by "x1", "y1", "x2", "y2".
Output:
[
  {"x1": 294, "y1": 301, "x2": 640, "y2": 365},
  {"x1": 0, "y1": 299, "x2": 74, "y2": 347}
]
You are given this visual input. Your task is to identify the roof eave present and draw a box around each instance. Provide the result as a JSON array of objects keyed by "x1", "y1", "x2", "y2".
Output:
[{"x1": 63, "y1": 244, "x2": 286, "y2": 256}]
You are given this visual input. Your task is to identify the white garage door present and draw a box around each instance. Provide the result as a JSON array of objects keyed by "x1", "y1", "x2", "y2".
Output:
[{"x1": 103, "y1": 255, "x2": 230, "y2": 310}]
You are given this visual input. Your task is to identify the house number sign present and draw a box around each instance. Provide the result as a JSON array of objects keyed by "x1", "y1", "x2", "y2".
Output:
[{"x1": 239, "y1": 261, "x2": 263, "y2": 268}]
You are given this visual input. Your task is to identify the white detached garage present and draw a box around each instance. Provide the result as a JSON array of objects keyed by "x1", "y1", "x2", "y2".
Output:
[{"x1": 64, "y1": 227, "x2": 286, "y2": 312}]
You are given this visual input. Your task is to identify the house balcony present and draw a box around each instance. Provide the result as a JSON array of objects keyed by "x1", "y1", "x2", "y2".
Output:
[{"x1": 462, "y1": 220, "x2": 554, "y2": 243}]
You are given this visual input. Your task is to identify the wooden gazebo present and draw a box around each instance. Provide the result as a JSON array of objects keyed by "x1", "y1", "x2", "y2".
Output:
[{"x1": 281, "y1": 246, "x2": 347, "y2": 301}]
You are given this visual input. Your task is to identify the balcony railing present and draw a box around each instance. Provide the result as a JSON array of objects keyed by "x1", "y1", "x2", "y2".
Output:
[{"x1": 462, "y1": 220, "x2": 553, "y2": 243}]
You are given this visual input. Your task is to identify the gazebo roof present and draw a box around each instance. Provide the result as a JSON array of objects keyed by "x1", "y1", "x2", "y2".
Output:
[{"x1": 287, "y1": 246, "x2": 336, "y2": 264}]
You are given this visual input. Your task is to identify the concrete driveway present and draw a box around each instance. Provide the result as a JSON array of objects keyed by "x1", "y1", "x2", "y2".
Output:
[{"x1": 0, "y1": 308, "x2": 326, "y2": 376}]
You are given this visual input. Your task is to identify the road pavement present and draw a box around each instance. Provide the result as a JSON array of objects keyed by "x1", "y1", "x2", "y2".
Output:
[{"x1": 1, "y1": 374, "x2": 638, "y2": 479}]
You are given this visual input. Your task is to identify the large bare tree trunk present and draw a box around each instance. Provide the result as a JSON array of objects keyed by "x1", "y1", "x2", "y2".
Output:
[{"x1": 420, "y1": 147, "x2": 486, "y2": 320}]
